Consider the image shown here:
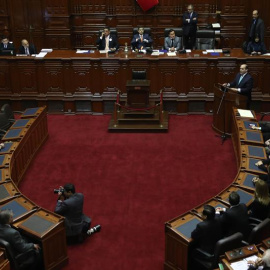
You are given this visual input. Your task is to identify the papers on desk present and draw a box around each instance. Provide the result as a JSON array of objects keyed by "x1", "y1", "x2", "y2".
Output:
[
  {"x1": 230, "y1": 255, "x2": 260, "y2": 270},
  {"x1": 35, "y1": 52, "x2": 47, "y2": 58},
  {"x1": 41, "y1": 48, "x2": 53, "y2": 53},
  {"x1": 167, "y1": 52, "x2": 177, "y2": 56},
  {"x1": 76, "y1": 49, "x2": 94, "y2": 54},
  {"x1": 186, "y1": 49, "x2": 191, "y2": 53},
  {"x1": 151, "y1": 50, "x2": 164, "y2": 56},
  {"x1": 99, "y1": 50, "x2": 109, "y2": 53},
  {"x1": 263, "y1": 53, "x2": 270, "y2": 56},
  {"x1": 237, "y1": 109, "x2": 255, "y2": 118}
]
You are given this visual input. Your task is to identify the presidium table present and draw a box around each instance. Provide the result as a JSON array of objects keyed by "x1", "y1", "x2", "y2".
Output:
[{"x1": 0, "y1": 49, "x2": 269, "y2": 114}]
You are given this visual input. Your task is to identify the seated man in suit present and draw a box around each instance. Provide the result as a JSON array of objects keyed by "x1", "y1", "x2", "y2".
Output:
[
  {"x1": 0, "y1": 209, "x2": 41, "y2": 270},
  {"x1": 164, "y1": 29, "x2": 181, "y2": 52},
  {"x1": 218, "y1": 191, "x2": 250, "y2": 238},
  {"x1": 223, "y1": 64, "x2": 253, "y2": 109},
  {"x1": 250, "y1": 121, "x2": 270, "y2": 142},
  {"x1": 191, "y1": 205, "x2": 223, "y2": 254},
  {"x1": 131, "y1": 27, "x2": 152, "y2": 51},
  {"x1": 96, "y1": 27, "x2": 119, "y2": 52},
  {"x1": 18, "y1": 39, "x2": 37, "y2": 55},
  {"x1": 0, "y1": 36, "x2": 15, "y2": 53}
]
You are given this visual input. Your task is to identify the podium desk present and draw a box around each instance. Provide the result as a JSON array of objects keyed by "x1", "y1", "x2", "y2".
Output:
[
  {"x1": 238, "y1": 130, "x2": 264, "y2": 146},
  {"x1": 0, "y1": 181, "x2": 20, "y2": 204},
  {"x1": 0, "y1": 195, "x2": 38, "y2": 222},
  {"x1": 21, "y1": 107, "x2": 46, "y2": 119},
  {"x1": 0, "y1": 155, "x2": 11, "y2": 169},
  {"x1": 9, "y1": 119, "x2": 34, "y2": 129},
  {"x1": 14, "y1": 209, "x2": 68, "y2": 270},
  {"x1": 221, "y1": 245, "x2": 259, "y2": 270},
  {"x1": 126, "y1": 80, "x2": 150, "y2": 107},
  {"x1": 0, "y1": 169, "x2": 10, "y2": 183},
  {"x1": 234, "y1": 172, "x2": 256, "y2": 192},
  {"x1": 0, "y1": 142, "x2": 18, "y2": 155},
  {"x1": 193, "y1": 198, "x2": 228, "y2": 217},
  {"x1": 241, "y1": 145, "x2": 267, "y2": 159},
  {"x1": 164, "y1": 212, "x2": 202, "y2": 270},
  {"x1": 241, "y1": 157, "x2": 268, "y2": 175},
  {"x1": 1, "y1": 128, "x2": 27, "y2": 142},
  {"x1": 234, "y1": 119, "x2": 259, "y2": 131},
  {"x1": 216, "y1": 185, "x2": 254, "y2": 207}
]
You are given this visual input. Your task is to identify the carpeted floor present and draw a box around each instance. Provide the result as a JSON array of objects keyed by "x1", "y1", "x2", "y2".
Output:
[{"x1": 19, "y1": 114, "x2": 237, "y2": 270}]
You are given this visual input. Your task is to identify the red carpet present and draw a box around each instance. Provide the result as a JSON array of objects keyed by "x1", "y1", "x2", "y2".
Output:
[{"x1": 19, "y1": 115, "x2": 236, "y2": 270}]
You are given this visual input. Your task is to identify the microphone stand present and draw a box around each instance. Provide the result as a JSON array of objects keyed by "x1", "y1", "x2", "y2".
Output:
[{"x1": 216, "y1": 84, "x2": 230, "y2": 144}]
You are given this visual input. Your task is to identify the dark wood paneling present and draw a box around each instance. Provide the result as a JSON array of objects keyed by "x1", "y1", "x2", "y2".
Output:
[{"x1": 0, "y1": 49, "x2": 269, "y2": 114}]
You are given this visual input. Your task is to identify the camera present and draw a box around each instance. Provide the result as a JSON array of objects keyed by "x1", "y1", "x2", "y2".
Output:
[
  {"x1": 53, "y1": 187, "x2": 64, "y2": 194},
  {"x1": 87, "y1": 224, "x2": 101, "y2": 236}
]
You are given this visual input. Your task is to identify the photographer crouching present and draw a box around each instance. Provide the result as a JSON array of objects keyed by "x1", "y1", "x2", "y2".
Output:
[{"x1": 54, "y1": 183, "x2": 101, "y2": 244}]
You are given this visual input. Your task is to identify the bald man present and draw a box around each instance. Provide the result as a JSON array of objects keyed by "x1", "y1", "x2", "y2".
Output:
[
  {"x1": 18, "y1": 39, "x2": 37, "y2": 55},
  {"x1": 249, "y1": 10, "x2": 265, "y2": 41}
]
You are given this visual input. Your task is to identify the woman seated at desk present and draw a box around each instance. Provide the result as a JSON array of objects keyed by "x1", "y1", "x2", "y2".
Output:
[{"x1": 248, "y1": 179, "x2": 270, "y2": 220}]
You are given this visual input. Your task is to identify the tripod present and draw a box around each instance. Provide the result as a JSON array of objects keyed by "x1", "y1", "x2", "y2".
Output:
[{"x1": 216, "y1": 84, "x2": 230, "y2": 144}]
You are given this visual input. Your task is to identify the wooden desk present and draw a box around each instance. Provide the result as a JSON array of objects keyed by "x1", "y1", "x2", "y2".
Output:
[
  {"x1": 13, "y1": 209, "x2": 68, "y2": 270},
  {"x1": 240, "y1": 145, "x2": 267, "y2": 160},
  {"x1": 0, "y1": 169, "x2": 10, "y2": 183},
  {"x1": 241, "y1": 157, "x2": 268, "y2": 175},
  {"x1": 238, "y1": 130, "x2": 264, "y2": 146},
  {"x1": 0, "y1": 181, "x2": 20, "y2": 204},
  {"x1": 1, "y1": 49, "x2": 270, "y2": 114},
  {"x1": 221, "y1": 245, "x2": 260, "y2": 270},
  {"x1": 216, "y1": 185, "x2": 254, "y2": 207},
  {"x1": 165, "y1": 212, "x2": 202, "y2": 270},
  {"x1": 234, "y1": 171, "x2": 256, "y2": 192},
  {"x1": 0, "y1": 142, "x2": 18, "y2": 155},
  {"x1": 0, "y1": 195, "x2": 37, "y2": 222}
]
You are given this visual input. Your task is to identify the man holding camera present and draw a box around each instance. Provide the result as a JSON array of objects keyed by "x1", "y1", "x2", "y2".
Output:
[{"x1": 54, "y1": 183, "x2": 99, "y2": 241}]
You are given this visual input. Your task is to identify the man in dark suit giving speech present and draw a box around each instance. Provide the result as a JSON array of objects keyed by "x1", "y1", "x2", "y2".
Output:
[{"x1": 223, "y1": 64, "x2": 253, "y2": 109}]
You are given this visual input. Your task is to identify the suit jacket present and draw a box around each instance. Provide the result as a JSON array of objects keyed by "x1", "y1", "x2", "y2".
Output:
[
  {"x1": 131, "y1": 33, "x2": 152, "y2": 50},
  {"x1": 18, "y1": 44, "x2": 37, "y2": 55},
  {"x1": 182, "y1": 11, "x2": 198, "y2": 36},
  {"x1": 220, "y1": 203, "x2": 250, "y2": 238},
  {"x1": 0, "y1": 224, "x2": 34, "y2": 256},
  {"x1": 191, "y1": 217, "x2": 223, "y2": 254},
  {"x1": 164, "y1": 36, "x2": 181, "y2": 51},
  {"x1": 96, "y1": 35, "x2": 119, "y2": 50},
  {"x1": 229, "y1": 72, "x2": 253, "y2": 108},
  {"x1": 0, "y1": 42, "x2": 14, "y2": 50},
  {"x1": 55, "y1": 192, "x2": 84, "y2": 236},
  {"x1": 249, "y1": 17, "x2": 265, "y2": 41}
]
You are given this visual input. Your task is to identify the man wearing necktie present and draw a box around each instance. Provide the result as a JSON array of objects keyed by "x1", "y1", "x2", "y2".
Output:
[
  {"x1": 131, "y1": 27, "x2": 152, "y2": 51},
  {"x1": 96, "y1": 27, "x2": 119, "y2": 52},
  {"x1": 223, "y1": 64, "x2": 253, "y2": 109},
  {"x1": 18, "y1": 39, "x2": 37, "y2": 55},
  {"x1": 248, "y1": 10, "x2": 264, "y2": 42},
  {"x1": 182, "y1": 4, "x2": 198, "y2": 50},
  {"x1": 164, "y1": 29, "x2": 181, "y2": 52},
  {"x1": 0, "y1": 36, "x2": 14, "y2": 53}
]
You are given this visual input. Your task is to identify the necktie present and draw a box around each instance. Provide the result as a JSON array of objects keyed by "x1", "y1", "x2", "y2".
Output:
[
  {"x1": 105, "y1": 37, "x2": 109, "y2": 50},
  {"x1": 140, "y1": 35, "x2": 143, "y2": 42},
  {"x1": 238, "y1": 75, "x2": 243, "y2": 85},
  {"x1": 171, "y1": 39, "x2": 174, "y2": 47},
  {"x1": 4, "y1": 44, "x2": 7, "y2": 49},
  {"x1": 25, "y1": 47, "x2": 29, "y2": 55}
]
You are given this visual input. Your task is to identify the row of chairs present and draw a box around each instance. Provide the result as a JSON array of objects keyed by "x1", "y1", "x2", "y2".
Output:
[
  {"x1": 192, "y1": 217, "x2": 270, "y2": 269},
  {"x1": 100, "y1": 28, "x2": 216, "y2": 50}
]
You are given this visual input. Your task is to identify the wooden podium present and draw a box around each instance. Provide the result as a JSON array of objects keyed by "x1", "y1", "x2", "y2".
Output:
[
  {"x1": 126, "y1": 80, "x2": 150, "y2": 107},
  {"x1": 212, "y1": 85, "x2": 247, "y2": 135},
  {"x1": 108, "y1": 80, "x2": 168, "y2": 132}
]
